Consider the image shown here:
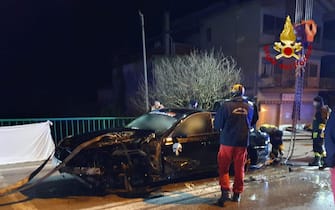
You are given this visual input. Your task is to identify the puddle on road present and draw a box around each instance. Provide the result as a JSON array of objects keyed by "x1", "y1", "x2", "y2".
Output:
[{"x1": 241, "y1": 165, "x2": 334, "y2": 209}]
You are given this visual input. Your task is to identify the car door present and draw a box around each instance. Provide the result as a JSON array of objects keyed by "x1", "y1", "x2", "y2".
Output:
[
  {"x1": 162, "y1": 112, "x2": 214, "y2": 173},
  {"x1": 199, "y1": 112, "x2": 220, "y2": 168}
]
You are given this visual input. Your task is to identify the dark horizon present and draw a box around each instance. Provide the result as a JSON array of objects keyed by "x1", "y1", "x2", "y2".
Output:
[
  {"x1": 0, "y1": 0, "x2": 224, "y2": 118},
  {"x1": 1, "y1": 0, "x2": 334, "y2": 118}
]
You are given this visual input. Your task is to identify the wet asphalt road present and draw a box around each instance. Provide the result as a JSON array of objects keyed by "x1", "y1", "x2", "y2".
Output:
[{"x1": 0, "y1": 140, "x2": 334, "y2": 210}]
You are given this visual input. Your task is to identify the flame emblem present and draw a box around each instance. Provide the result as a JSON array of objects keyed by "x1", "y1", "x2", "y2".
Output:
[{"x1": 273, "y1": 16, "x2": 302, "y2": 60}]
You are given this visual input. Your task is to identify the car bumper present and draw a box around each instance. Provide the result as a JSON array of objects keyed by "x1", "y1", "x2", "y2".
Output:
[{"x1": 52, "y1": 156, "x2": 62, "y2": 167}]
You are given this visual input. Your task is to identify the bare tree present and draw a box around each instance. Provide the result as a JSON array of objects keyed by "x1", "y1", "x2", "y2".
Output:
[{"x1": 132, "y1": 50, "x2": 241, "y2": 112}]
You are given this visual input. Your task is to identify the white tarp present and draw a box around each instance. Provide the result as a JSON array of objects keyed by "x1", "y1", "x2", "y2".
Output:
[{"x1": 0, "y1": 121, "x2": 55, "y2": 165}]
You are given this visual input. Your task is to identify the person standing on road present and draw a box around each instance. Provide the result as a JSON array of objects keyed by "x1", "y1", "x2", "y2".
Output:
[
  {"x1": 188, "y1": 99, "x2": 199, "y2": 109},
  {"x1": 151, "y1": 100, "x2": 164, "y2": 111},
  {"x1": 214, "y1": 84, "x2": 258, "y2": 206},
  {"x1": 325, "y1": 108, "x2": 335, "y2": 202},
  {"x1": 309, "y1": 96, "x2": 331, "y2": 168}
]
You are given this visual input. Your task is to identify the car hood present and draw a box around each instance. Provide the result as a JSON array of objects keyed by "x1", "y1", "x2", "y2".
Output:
[{"x1": 57, "y1": 127, "x2": 155, "y2": 150}]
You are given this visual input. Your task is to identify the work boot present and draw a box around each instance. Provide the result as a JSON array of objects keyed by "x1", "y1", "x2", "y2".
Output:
[
  {"x1": 308, "y1": 156, "x2": 321, "y2": 167},
  {"x1": 217, "y1": 189, "x2": 229, "y2": 207},
  {"x1": 232, "y1": 193, "x2": 241, "y2": 202},
  {"x1": 319, "y1": 157, "x2": 327, "y2": 170}
]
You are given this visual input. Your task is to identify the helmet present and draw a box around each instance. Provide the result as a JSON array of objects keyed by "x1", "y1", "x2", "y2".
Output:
[
  {"x1": 313, "y1": 96, "x2": 324, "y2": 107},
  {"x1": 231, "y1": 84, "x2": 245, "y2": 97},
  {"x1": 189, "y1": 99, "x2": 198, "y2": 109}
]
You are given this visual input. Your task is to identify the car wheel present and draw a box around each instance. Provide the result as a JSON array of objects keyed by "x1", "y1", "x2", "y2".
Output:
[
  {"x1": 248, "y1": 147, "x2": 259, "y2": 165},
  {"x1": 113, "y1": 153, "x2": 154, "y2": 197},
  {"x1": 115, "y1": 174, "x2": 155, "y2": 198}
]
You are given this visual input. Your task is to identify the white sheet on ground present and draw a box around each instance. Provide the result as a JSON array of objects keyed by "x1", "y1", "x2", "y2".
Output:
[{"x1": 0, "y1": 121, "x2": 55, "y2": 165}]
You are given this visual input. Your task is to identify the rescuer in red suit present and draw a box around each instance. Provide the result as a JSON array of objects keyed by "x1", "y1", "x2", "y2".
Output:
[{"x1": 214, "y1": 84, "x2": 258, "y2": 206}]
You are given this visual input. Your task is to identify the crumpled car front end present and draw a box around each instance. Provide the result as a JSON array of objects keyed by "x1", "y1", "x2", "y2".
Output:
[{"x1": 54, "y1": 129, "x2": 159, "y2": 194}]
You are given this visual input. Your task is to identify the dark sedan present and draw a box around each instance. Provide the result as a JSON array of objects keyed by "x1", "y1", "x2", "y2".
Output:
[{"x1": 54, "y1": 109, "x2": 269, "y2": 194}]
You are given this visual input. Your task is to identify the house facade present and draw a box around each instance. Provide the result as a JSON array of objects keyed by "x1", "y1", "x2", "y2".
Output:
[{"x1": 171, "y1": 0, "x2": 335, "y2": 126}]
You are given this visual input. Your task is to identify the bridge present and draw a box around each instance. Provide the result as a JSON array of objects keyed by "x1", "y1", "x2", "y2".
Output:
[{"x1": 0, "y1": 117, "x2": 134, "y2": 145}]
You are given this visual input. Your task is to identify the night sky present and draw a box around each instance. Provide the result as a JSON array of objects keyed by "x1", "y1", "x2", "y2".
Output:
[
  {"x1": 0, "y1": 0, "x2": 223, "y2": 118},
  {"x1": 1, "y1": 0, "x2": 334, "y2": 117}
]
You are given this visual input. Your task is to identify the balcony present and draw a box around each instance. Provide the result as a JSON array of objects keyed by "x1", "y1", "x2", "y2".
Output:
[
  {"x1": 258, "y1": 75, "x2": 295, "y2": 89},
  {"x1": 258, "y1": 77, "x2": 277, "y2": 88},
  {"x1": 306, "y1": 77, "x2": 319, "y2": 88},
  {"x1": 259, "y1": 76, "x2": 320, "y2": 89}
]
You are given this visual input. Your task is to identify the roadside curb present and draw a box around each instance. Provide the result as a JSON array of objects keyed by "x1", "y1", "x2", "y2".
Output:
[{"x1": 0, "y1": 160, "x2": 53, "y2": 172}]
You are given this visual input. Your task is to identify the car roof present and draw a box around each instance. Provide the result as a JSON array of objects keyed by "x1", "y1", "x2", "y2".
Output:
[
  {"x1": 151, "y1": 108, "x2": 213, "y2": 120},
  {"x1": 156, "y1": 108, "x2": 201, "y2": 115}
]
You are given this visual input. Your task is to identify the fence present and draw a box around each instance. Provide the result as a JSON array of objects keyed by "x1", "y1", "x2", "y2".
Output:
[{"x1": 0, "y1": 117, "x2": 135, "y2": 145}]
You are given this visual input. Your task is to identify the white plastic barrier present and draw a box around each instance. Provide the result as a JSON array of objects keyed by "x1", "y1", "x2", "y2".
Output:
[{"x1": 0, "y1": 121, "x2": 55, "y2": 165}]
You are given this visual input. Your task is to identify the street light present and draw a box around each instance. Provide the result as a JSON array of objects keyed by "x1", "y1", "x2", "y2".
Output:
[{"x1": 139, "y1": 11, "x2": 149, "y2": 111}]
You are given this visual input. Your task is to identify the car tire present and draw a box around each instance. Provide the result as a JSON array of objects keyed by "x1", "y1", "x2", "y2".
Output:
[
  {"x1": 115, "y1": 174, "x2": 154, "y2": 198},
  {"x1": 248, "y1": 147, "x2": 259, "y2": 165},
  {"x1": 112, "y1": 152, "x2": 154, "y2": 197}
]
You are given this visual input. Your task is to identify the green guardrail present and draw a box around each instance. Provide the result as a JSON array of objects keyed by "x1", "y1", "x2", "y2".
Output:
[{"x1": 0, "y1": 117, "x2": 135, "y2": 145}]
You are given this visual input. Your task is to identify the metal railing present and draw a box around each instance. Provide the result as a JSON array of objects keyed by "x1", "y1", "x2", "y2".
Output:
[{"x1": 0, "y1": 117, "x2": 135, "y2": 145}]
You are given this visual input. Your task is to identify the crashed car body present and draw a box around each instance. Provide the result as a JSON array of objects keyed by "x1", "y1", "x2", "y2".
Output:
[{"x1": 54, "y1": 109, "x2": 269, "y2": 193}]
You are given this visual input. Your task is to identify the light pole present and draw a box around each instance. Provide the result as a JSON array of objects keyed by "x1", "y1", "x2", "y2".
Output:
[{"x1": 139, "y1": 11, "x2": 149, "y2": 111}]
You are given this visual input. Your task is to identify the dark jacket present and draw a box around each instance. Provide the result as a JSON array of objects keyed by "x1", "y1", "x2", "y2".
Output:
[
  {"x1": 312, "y1": 105, "x2": 330, "y2": 136},
  {"x1": 214, "y1": 96, "x2": 258, "y2": 147},
  {"x1": 325, "y1": 109, "x2": 335, "y2": 167}
]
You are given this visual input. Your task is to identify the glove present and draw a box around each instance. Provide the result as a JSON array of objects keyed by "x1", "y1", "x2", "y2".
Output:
[
  {"x1": 321, "y1": 130, "x2": 325, "y2": 139},
  {"x1": 319, "y1": 123, "x2": 326, "y2": 130},
  {"x1": 319, "y1": 124, "x2": 326, "y2": 139}
]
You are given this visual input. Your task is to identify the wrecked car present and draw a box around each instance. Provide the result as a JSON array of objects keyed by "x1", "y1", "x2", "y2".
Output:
[{"x1": 54, "y1": 109, "x2": 269, "y2": 194}]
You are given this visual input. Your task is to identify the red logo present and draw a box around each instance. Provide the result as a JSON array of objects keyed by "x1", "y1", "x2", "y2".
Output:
[
  {"x1": 263, "y1": 16, "x2": 316, "y2": 71},
  {"x1": 263, "y1": 44, "x2": 312, "y2": 71}
]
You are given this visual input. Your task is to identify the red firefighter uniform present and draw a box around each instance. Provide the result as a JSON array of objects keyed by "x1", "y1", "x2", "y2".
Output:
[{"x1": 214, "y1": 84, "x2": 258, "y2": 206}]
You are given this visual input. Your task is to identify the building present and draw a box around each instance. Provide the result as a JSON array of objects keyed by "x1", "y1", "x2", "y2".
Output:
[
  {"x1": 171, "y1": 0, "x2": 335, "y2": 126},
  {"x1": 108, "y1": 13, "x2": 196, "y2": 115}
]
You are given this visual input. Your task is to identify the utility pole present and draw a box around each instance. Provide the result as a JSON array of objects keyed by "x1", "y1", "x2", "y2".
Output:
[
  {"x1": 164, "y1": 11, "x2": 170, "y2": 55},
  {"x1": 139, "y1": 11, "x2": 149, "y2": 111}
]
